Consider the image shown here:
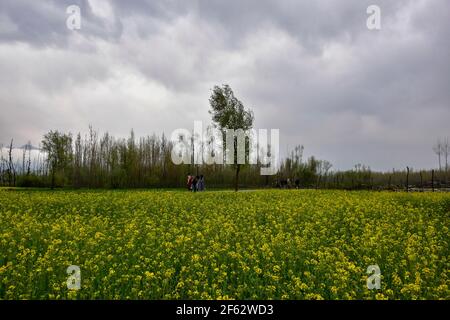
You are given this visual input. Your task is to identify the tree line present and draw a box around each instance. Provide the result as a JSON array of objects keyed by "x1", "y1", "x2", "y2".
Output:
[
  {"x1": 1, "y1": 132, "x2": 449, "y2": 191},
  {"x1": 1, "y1": 84, "x2": 449, "y2": 191},
  {"x1": 277, "y1": 145, "x2": 449, "y2": 191},
  {"x1": 0, "y1": 127, "x2": 269, "y2": 189}
]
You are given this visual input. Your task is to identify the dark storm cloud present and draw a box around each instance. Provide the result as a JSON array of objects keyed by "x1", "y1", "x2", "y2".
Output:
[
  {"x1": 0, "y1": 0, "x2": 123, "y2": 46},
  {"x1": 0, "y1": 0, "x2": 449, "y2": 170}
]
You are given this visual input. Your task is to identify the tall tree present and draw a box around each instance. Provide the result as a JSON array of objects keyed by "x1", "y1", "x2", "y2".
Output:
[
  {"x1": 42, "y1": 131, "x2": 73, "y2": 189},
  {"x1": 209, "y1": 85, "x2": 254, "y2": 191},
  {"x1": 7, "y1": 140, "x2": 16, "y2": 187},
  {"x1": 316, "y1": 160, "x2": 332, "y2": 189}
]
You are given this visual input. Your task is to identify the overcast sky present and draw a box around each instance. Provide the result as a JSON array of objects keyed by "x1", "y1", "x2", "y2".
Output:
[{"x1": 0, "y1": 0, "x2": 449, "y2": 170}]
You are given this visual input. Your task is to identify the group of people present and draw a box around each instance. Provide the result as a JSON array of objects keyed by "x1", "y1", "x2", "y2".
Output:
[
  {"x1": 275, "y1": 178, "x2": 300, "y2": 189},
  {"x1": 187, "y1": 174, "x2": 205, "y2": 192}
]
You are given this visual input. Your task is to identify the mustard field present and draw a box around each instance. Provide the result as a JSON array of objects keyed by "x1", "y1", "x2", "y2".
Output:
[{"x1": 0, "y1": 189, "x2": 448, "y2": 299}]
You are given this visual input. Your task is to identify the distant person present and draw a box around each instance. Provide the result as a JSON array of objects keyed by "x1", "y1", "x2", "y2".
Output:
[
  {"x1": 275, "y1": 179, "x2": 281, "y2": 189},
  {"x1": 187, "y1": 174, "x2": 193, "y2": 191},
  {"x1": 295, "y1": 178, "x2": 300, "y2": 189},
  {"x1": 198, "y1": 175, "x2": 205, "y2": 191},
  {"x1": 192, "y1": 175, "x2": 199, "y2": 192}
]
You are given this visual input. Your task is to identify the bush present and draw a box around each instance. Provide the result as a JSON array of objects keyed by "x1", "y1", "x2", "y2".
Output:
[{"x1": 16, "y1": 174, "x2": 48, "y2": 188}]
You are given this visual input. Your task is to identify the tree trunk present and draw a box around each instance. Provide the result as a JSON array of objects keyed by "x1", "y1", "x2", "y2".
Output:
[
  {"x1": 51, "y1": 168, "x2": 55, "y2": 190},
  {"x1": 234, "y1": 164, "x2": 241, "y2": 192},
  {"x1": 51, "y1": 159, "x2": 56, "y2": 190},
  {"x1": 420, "y1": 171, "x2": 423, "y2": 192},
  {"x1": 406, "y1": 166, "x2": 410, "y2": 192},
  {"x1": 431, "y1": 169, "x2": 435, "y2": 192}
]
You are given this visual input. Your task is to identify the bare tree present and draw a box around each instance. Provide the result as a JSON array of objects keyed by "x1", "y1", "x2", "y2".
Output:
[
  {"x1": 419, "y1": 171, "x2": 424, "y2": 191},
  {"x1": 26, "y1": 141, "x2": 32, "y2": 176},
  {"x1": 433, "y1": 139, "x2": 443, "y2": 171},
  {"x1": 0, "y1": 144, "x2": 4, "y2": 186},
  {"x1": 443, "y1": 137, "x2": 449, "y2": 173},
  {"x1": 316, "y1": 160, "x2": 332, "y2": 189},
  {"x1": 406, "y1": 166, "x2": 410, "y2": 192},
  {"x1": 21, "y1": 146, "x2": 25, "y2": 175},
  {"x1": 432, "y1": 169, "x2": 435, "y2": 191},
  {"x1": 7, "y1": 139, "x2": 16, "y2": 187}
]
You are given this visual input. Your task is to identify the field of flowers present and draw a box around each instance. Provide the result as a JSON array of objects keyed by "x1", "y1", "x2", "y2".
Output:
[{"x1": 0, "y1": 188, "x2": 448, "y2": 300}]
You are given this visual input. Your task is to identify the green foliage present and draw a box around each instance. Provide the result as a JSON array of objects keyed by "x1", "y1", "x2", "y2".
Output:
[
  {"x1": 16, "y1": 174, "x2": 47, "y2": 188},
  {"x1": 41, "y1": 131, "x2": 73, "y2": 188},
  {"x1": 209, "y1": 85, "x2": 254, "y2": 131},
  {"x1": 2, "y1": 130, "x2": 448, "y2": 190},
  {"x1": 209, "y1": 85, "x2": 255, "y2": 191}
]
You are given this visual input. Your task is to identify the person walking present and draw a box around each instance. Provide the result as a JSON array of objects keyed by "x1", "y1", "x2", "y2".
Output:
[
  {"x1": 198, "y1": 175, "x2": 205, "y2": 191},
  {"x1": 187, "y1": 174, "x2": 193, "y2": 191},
  {"x1": 192, "y1": 175, "x2": 199, "y2": 192}
]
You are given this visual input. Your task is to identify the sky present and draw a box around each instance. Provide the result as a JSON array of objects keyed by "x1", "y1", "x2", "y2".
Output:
[{"x1": 0, "y1": 0, "x2": 449, "y2": 171}]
